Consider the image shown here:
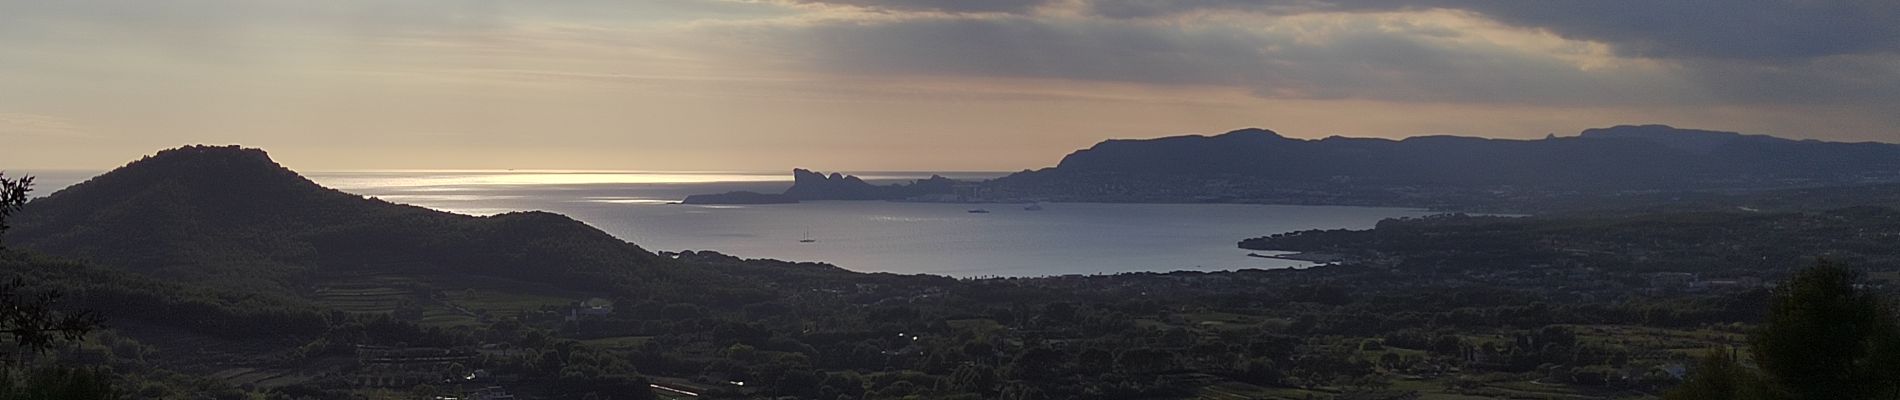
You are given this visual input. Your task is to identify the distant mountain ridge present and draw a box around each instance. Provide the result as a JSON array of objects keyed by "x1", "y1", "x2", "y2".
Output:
[
  {"x1": 1578, "y1": 124, "x2": 1787, "y2": 154},
  {"x1": 983, "y1": 125, "x2": 1900, "y2": 207}
]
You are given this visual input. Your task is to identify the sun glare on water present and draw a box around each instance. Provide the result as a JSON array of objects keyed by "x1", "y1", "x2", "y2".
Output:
[{"x1": 312, "y1": 170, "x2": 788, "y2": 191}]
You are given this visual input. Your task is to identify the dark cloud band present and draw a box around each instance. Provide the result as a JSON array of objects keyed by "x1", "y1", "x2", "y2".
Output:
[{"x1": 1084, "y1": 0, "x2": 1900, "y2": 62}]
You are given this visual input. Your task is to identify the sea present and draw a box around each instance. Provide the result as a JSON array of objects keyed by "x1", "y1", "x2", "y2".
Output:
[{"x1": 23, "y1": 169, "x2": 1432, "y2": 277}]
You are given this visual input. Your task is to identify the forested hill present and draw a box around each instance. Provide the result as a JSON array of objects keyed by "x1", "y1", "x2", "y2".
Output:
[
  {"x1": 9, "y1": 145, "x2": 671, "y2": 293},
  {"x1": 983, "y1": 125, "x2": 1900, "y2": 208}
]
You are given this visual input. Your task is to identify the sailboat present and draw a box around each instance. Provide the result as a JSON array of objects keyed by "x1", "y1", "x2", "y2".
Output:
[{"x1": 798, "y1": 229, "x2": 817, "y2": 243}]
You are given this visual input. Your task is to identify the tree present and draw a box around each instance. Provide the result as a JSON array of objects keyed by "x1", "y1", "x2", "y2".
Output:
[
  {"x1": 0, "y1": 366, "x2": 119, "y2": 400},
  {"x1": 1007, "y1": 347, "x2": 1065, "y2": 380},
  {"x1": 1664, "y1": 351, "x2": 1772, "y2": 400},
  {"x1": 1748, "y1": 260, "x2": 1900, "y2": 399},
  {"x1": 0, "y1": 173, "x2": 30, "y2": 248},
  {"x1": 1235, "y1": 357, "x2": 1281, "y2": 386},
  {"x1": 1115, "y1": 348, "x2": 1174, "y2": 375},
  {"x1": 948, "y1": 363, "x2": 997, "y2": 393},
  {"x1": 447, "y1": 362, "x2": 468, "y2": 380}
]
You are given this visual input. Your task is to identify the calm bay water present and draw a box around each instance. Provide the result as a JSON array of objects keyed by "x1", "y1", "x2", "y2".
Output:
[{"x1": 31, "y1": 169, "x2": 1432, "y2": 277}]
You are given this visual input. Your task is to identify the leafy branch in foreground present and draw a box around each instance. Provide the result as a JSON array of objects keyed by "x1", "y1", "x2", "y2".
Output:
[
  {"x1": 0, "y1": 173, "x2": 30, "y2": 248},
  {"x1": 0, "y1": 278, "x2": 100, "y2": 364}
]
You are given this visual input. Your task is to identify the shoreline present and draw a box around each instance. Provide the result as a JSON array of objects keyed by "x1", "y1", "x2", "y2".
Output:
[{"x1": 1247, "y1": 251, "x2": 1346, "y2": 263}]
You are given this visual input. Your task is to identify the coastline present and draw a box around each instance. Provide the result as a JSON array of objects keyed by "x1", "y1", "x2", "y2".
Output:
[{"x1": 1247, "y1": 251, "x2": 1346, "y2": 263}]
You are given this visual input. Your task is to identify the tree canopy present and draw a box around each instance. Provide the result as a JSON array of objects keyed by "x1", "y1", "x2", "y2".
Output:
[{"x1": 1671, "y1": 260, "x2": 1900, "y2": 400}]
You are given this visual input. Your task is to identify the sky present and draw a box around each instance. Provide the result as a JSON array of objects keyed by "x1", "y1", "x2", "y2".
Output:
[{"x1": 2, "y1": 0, "x2": 1897, "y2": 171}]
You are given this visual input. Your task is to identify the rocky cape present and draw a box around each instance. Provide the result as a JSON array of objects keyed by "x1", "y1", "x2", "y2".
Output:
[{"x1": 682, "y1": 169, "x2": 964, "y2": 204}]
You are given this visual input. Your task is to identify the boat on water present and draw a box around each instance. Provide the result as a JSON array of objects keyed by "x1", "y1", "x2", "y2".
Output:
[
  {"x1": 798, "y1": 229, "x2": 817, "y2": 243},
  {"x1": 1023, "y1": 203, "x2": 1044, "y2": 211},
  {"x1": 967, "y1": 209, "x2": 991, "y2": 214}
]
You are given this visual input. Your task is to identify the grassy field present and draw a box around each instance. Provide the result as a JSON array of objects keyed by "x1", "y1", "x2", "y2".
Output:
[
  {"x1": 1198, "y1": 381, "x2": 1328, "y2": 399},
  {"x1": 312, "y1": 272, "x2": 591, "y2": 328},
  {"x1": 581, "y1": 336, "x2": 653, "y2": 350},
  {"x1": 443, "y1": 288, "x2": 574, "y2": 316},
  {"x1": 946, "y1": 318, "x2": 1004, "y2": 334},
  {"x1": 1567, "y1": 324, "x2": 1747, "y2": 361},
  {"x1": 1170, "y1": 322, "x2": 1729, "y2": 400},
  {"x1": 1184, "y1": 311, "x2": 1279, "y2": 331},
  {"x1": 211, "y1": 367, "x2": 317, "y2": 388}
]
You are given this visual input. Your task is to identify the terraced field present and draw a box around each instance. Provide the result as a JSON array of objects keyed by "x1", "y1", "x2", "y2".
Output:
[
  {"x1": 314, "y1": 286, "x2": 414, "y2": 314},
  {"x1": 417, "y1": 308, "x2": 481, "y2": 328}
]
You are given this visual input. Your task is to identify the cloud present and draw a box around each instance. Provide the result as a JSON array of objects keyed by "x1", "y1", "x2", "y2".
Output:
[
  {"x1": 1679, "y1": 54, "x2": 1900, "y2": 106},
  {"x1": 1083, "y1": 0, "x2": 1900, "y2": 62},
  {"x1": 1086, "y1": 0, "x2": 1352, "y2": 19},
  {"x1": 1435, "y1": 1, "x2": 1899, "y2": 62},
  {"x1": 700, "y1": 11, "x2": 1694, "y2": 105},
  {"x1": 0, "y1": 113, "x2": 88, "y2": 138},
  {"x1": 778, "y1": 0, "x2": 1061, "y2": 14},
  {"x1": 683, "y1": 1, "x2": 1900, "y2": 109}
]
